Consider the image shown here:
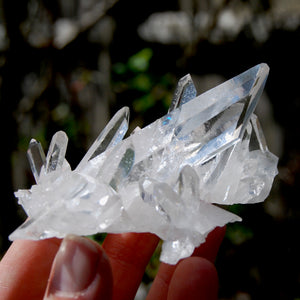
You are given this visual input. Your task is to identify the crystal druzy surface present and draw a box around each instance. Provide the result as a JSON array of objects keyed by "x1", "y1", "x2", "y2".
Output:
[{"x1": 10, "y1": 64, "x2": 278, "y2": 264}]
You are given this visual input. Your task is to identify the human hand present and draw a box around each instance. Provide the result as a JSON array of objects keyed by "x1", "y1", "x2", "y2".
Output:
[{"x1": 0, "y1": 227, "x2": 225, "y2": 300}]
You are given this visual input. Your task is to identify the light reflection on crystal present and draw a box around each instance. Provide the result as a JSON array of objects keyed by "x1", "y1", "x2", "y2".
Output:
[
  {"x1": 109, "y1": 146, "x2": 135, "y2": 191},
  {"x1": 10, "y1": 63, "x2": 278, "y2": 265}
]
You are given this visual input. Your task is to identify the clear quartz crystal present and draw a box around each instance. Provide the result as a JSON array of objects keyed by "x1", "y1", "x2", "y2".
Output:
[
  {"x1": 109, "y1": 146, "x2": 135, "y2": 191},
  {"x1": 168, "y1": 74, "x2": 197, "y2": 112},
  {"x1": 45, "y1": 131, "x2": 68, "y2": 173},
  {"x1": 76, "y1": 107, "x2": 130, "y2": 171},
  {"x1": 10, "y1": 63, "x2": 278, "y2": 265},
  {"x1": 27, "y1": 139, "x2": 46, "y2": 183}
]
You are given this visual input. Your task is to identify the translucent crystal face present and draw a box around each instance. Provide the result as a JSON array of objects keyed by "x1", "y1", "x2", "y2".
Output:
[{"x1": 10, "y1": 63, "x2": 278, "y2": 265}]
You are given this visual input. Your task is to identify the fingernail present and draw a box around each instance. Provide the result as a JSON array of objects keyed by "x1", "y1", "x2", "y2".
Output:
[{"x1": 45, "y1": 235, "x2": 100, "y2": 297}]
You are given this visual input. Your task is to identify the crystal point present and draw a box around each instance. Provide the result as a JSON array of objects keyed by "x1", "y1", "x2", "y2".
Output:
[
  {"x1": 10, "y1": 64, "x2": 278, "y2": 265},
  {"x1": 45, "y1": 131, "x2": 68, "y2": 173},
  {"x1": 27, "y1": 139, "x2": 46, "y2": 183},
  {"x1": 169, "y1": 74, "x2": 197, "y2": 112},
  {"x1": 76, "y1": 107, "x2": 130, "y2": 171}
]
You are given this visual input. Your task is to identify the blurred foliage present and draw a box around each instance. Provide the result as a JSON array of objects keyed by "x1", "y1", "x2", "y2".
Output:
[
  {"x1": 88, "y1": 233, "x2": 107, "y2": 244},
  {"x1": 112, "y1": 48, "x2": 174, "y2": 120},
  {"x1": 143, "y1": 240, "x2": 163, "y2": 284},
  {"x1": 0, "y1": 0, "x2": 299, "y2": 299},
  {"x1": 226, "y1": 223, "x2": 254, "y2": 246},
  {"x1": 128, "y1": 48, "x2": 153, "y2": 73}
]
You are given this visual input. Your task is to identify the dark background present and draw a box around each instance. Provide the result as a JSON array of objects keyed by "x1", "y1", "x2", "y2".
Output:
[{"x1": 0, "y1": 0, "x2": 299, "y2": 299}]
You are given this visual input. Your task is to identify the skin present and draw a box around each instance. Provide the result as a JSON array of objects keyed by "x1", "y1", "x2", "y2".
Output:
[{"x1": 0, "y1": 226, "x2": 226, "y2": 300}]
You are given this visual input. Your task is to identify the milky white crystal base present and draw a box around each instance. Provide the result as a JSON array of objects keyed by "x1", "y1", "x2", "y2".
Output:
[{"x1": 10, "y1": 64, "x2": 278, "y2": 264}]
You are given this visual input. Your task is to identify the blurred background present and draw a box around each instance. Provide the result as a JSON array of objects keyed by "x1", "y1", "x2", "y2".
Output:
[{"x1": 0, "y1": 0, "x2": 299, "y2": 299}]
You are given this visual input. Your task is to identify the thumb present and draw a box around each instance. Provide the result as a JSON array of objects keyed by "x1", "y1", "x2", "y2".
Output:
[{"x1": 44, "y1": 235, "x2": 113, "y2": 300}]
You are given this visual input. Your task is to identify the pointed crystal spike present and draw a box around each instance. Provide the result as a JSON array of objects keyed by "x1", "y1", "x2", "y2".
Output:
[
  {"x1": 8, "y1": 217, "x2": 37, "y2": 241},
  {"x1": 176, "y1": 64, "x2": 269, "y2": 165},
  {"x1": 177, "y1": 64, "x2": 269, "y2": 127},
  {"x1": 236, "y1": 64, "x2": 270, "y2": 138},
  {"x1": 27, "y1": 139, "x2": 46, "y2": 183},
  {"x1": 249, "y1": 114, "x2": 268, "y2": 152},
  {"x1": 76, "y1": 107, "x2": 130, "y2": 171},
  {"x1": 45, "y1": 131, "x2": 68, "y2": 173},
  {"x1": 168, "y1": 74, "x2": 197, "y2": 113}
]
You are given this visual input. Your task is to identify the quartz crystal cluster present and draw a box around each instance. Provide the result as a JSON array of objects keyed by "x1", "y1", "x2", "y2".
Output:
[{"x1": 10, "y1": 63, "x2": 278, "y2": 264}]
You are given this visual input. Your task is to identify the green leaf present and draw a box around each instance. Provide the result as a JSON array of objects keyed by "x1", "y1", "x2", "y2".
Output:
[
  {"x1": 133, "y1": 94, "x2": 156, "y2": 113},
  {"x1": 226, "y1": 223, "x2": 254, "y2": 245},
  {"x1": 129, "y1": 74, "x2": 152, "y2": 92},
  {"x1": 128, "y1": 48, "x2": 153, "y2": 72},
  {"x1": 112, "y1": 62, "x2": 127, "y2": 75}
]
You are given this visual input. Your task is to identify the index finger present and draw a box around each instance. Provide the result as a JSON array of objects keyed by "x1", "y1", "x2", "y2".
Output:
[
  {"x1": 102, "y1": 232, "x2": 159, "y2": 300},
  {"x1": 0, "y1": 238, "x2": 61, "y2": 300},
  {"x1": 146, "y1": 226, "x2": 226, "y2": 300}
]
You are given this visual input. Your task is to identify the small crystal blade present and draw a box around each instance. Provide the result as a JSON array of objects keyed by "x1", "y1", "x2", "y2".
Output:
[
  {"x1": 76, "y1": 107, "x2": 130, "y2": 171},
  {"x1": 249, "y1": 114, "x2": 268, "y2": 152},
  {"x1": 235, "y1": 64, "x2": 270, "y2": 137},
  {"x1": 168, "y1": 74, "x2": 197, "y2": 112},
  {"x1": 45, "y1": 131, "x2": 68, "y2": 173},
  {"x1": 27, "y1": 139, "x2": 46, "y2": 183}
]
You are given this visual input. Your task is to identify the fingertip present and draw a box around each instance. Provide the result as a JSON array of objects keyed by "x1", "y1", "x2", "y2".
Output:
[
  {"x1": 103, "y1": 233, "x2": 159, "y2": 300},
  {"x1": 167, "y1": 257, "x2": 219, "y2": 300},
  {"x1": 0, "y1": 238, "x2": 62, "y2": 300},
  {"x1": 148, "y1": 227, "x2": 225, "y2": 300},
  {"x1": 44, "y1": 235, "x2": 113, "y2": 300}
]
